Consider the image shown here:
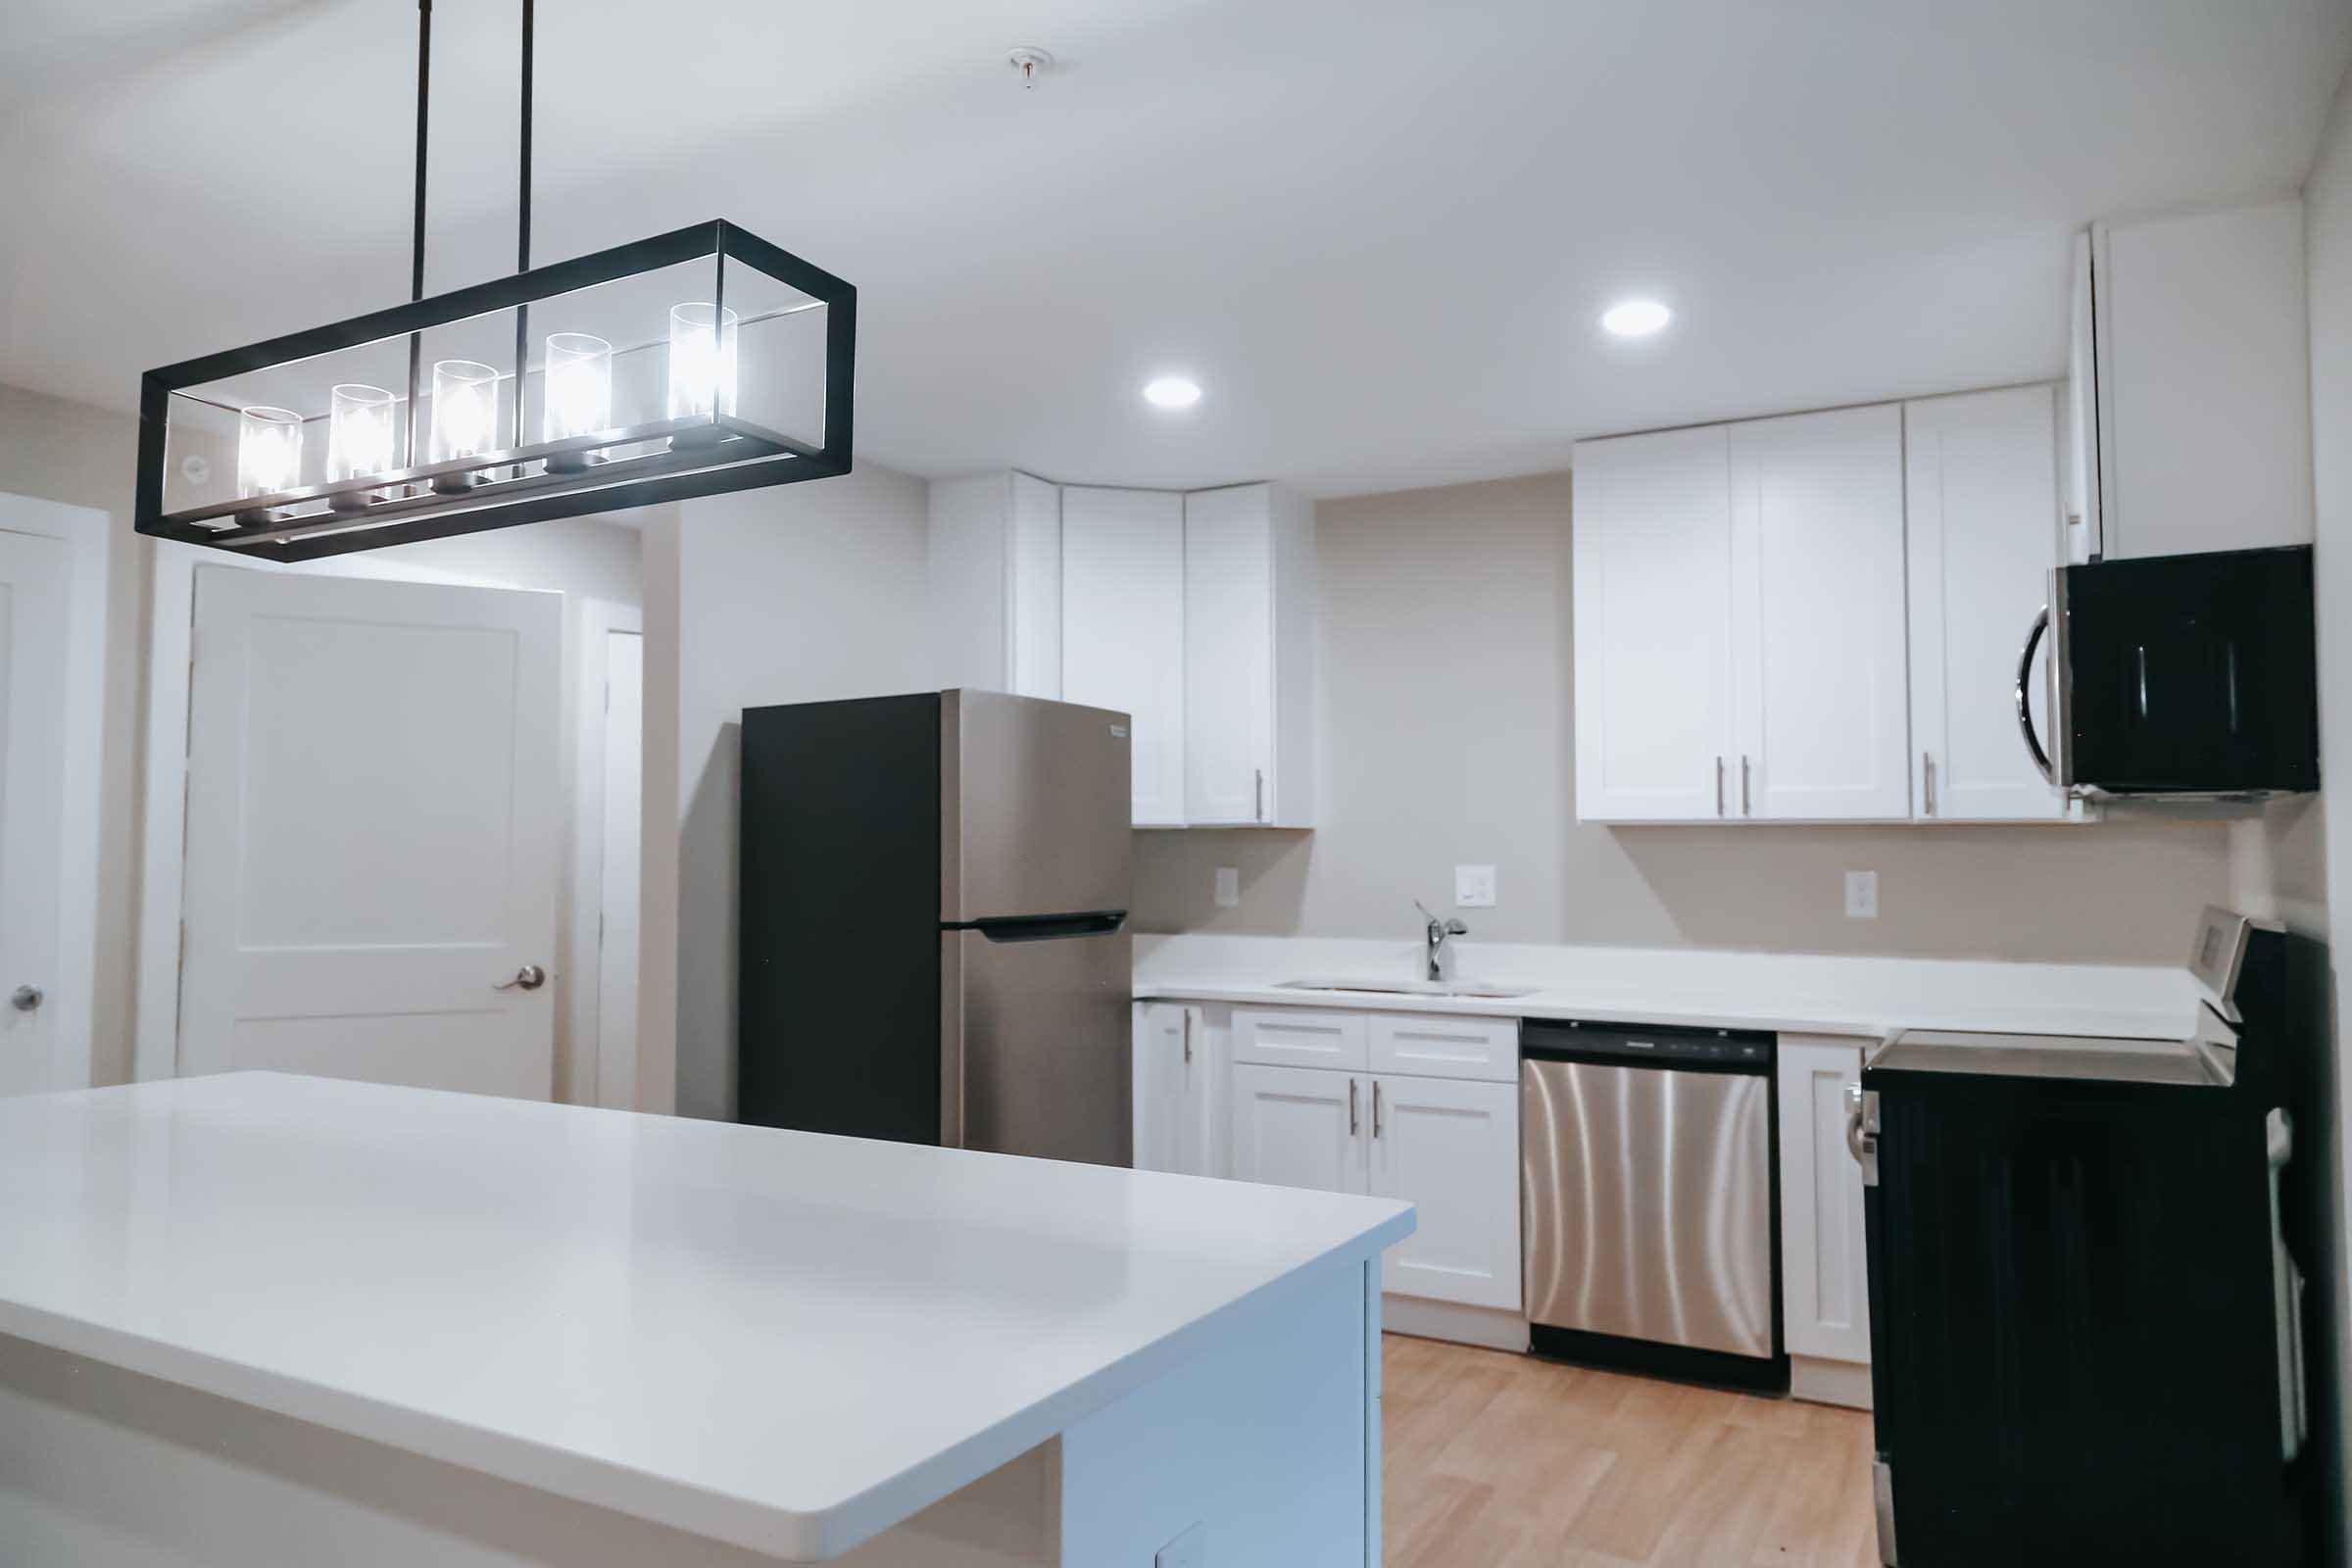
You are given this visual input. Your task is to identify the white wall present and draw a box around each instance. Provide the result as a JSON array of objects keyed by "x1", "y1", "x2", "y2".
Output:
[
  {"x1": 1134, "y1": 470, "x2": 2235, "y2": 964},
  {"x1": 641, "y1": 464, "x2": 932, "y2": 1122},
  {"x1": 2301, "y1": 57, "x2": 2352, "y2": 1551}
]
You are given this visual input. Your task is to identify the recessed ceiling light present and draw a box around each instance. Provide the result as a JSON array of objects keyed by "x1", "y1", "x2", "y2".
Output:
[
  {"x1": 1144, "y1": 376, "x2": 1201, "y2": 410},
  {"x1": 1601, "y1": 299, "x2": 1672, "y2": 338}
]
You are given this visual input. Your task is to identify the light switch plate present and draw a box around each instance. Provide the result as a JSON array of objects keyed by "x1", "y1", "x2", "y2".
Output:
[
  {"x1": 1155, "y1": 1522, "x2": 1206, "y2": 1568},
  {"x1": 1213, "y1": 866, "x2": 1240, "y2": 908},
  {"x1": 1455, "y1": 864, "x2": 1496, "y2": 908},
  {"x1": 1844, "y1": 870, "x2": 1879, "y2": 919}
]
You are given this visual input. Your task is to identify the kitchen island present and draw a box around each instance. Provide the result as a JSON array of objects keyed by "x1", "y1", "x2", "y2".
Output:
[{"x1": 0, "y1": 1073, "x2": 1412, "y2": 1566}]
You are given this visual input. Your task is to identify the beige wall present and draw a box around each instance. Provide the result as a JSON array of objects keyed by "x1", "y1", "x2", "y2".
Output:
[
  {"x1": 641, "y1": 464, "x2": 933, "y2": 1123},
  {"x1": 1, "y1": 384, "x2": 147, "y2": 1084},
  {"x1": 1134, "y1": 470, "x2": 2234, "y2": 964}
]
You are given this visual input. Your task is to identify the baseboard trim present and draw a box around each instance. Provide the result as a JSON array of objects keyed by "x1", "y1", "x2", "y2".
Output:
[
  {"x1": 1383, "y1": 1297, "x2": 1529, "y2": 1353},
  {"x1": 1789, "y1": 1353, "x2": 1873, "y2": 1409}
]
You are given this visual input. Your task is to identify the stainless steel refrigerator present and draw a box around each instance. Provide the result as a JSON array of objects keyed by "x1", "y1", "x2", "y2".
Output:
[{"x1": 738, "y1": 689, "x2": 1133, "y2": 1165}]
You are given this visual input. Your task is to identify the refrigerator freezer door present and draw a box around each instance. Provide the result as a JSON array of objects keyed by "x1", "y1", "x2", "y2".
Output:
[
  {"x1": 1522, "y1": 1058, "x2": 1775, "y2": 1357},
  {"x1": 942, "y1": 690, "x2": 1132, "y2": 923},
  {"x1": 944, "y1": 922, "x2": 1133, "y2": 1166}
]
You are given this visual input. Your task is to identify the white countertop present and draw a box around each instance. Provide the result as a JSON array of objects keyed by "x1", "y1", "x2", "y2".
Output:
[
  {"x1": 1134, "y1": 934, "x2": 2208, "y2": 1043},
  {"x1": 0, "y1": 1073, "x2": 1412, "y2": 1561}
]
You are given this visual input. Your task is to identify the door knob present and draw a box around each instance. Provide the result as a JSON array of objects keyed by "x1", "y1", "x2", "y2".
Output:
[
  {"x1": 10, "y1": 984, "x2": 41, "y2": 1013},
  {"x1": 494, "y1": 965, "x2": 548, "y2": 992}
]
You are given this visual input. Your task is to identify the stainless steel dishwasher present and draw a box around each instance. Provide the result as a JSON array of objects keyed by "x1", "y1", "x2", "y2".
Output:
[{"x1": 1521, "y1": 1018, "x2": 1786, "y2": 1391}]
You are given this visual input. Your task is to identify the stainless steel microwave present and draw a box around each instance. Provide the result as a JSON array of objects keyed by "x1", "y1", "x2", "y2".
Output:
[{"x1": 2018, "y1": 545, "x2": 2319, "y2": 801}]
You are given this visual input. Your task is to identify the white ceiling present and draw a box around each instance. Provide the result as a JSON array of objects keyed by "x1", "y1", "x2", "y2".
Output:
[{"x1": 5, "y1": 0, "x2": 2349, "y2": 499}]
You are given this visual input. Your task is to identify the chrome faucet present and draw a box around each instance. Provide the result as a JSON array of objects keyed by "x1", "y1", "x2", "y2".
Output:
[{"x1": 1415, "y1": 900, "x2": 1467, "y2": 981}]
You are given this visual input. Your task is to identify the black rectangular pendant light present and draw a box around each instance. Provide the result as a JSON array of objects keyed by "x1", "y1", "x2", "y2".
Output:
[
  {"x1": 134, "y1": 1, "x2": 855, "y2": 562},
  {"x1": 135, "y1": 221, "x2": 855, "y2": 561}
]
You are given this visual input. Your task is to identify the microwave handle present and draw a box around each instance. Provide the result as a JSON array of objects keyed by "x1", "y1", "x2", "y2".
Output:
[{"x1": 2016, "y1": 606, "x2": 2054, "y2": 785}]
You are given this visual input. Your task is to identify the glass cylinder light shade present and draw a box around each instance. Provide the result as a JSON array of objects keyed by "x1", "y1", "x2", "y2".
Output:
[
  {"x1": 542, "y1": 333, "x2": 613, "y2": 443},
  {"x1": 429, "y1": 359, "x2": 501, "y2": 467},
  {"x1": 666, "y1": 302, "x2": 738, "y2": 425},
  {"x1": 236, "y1": 406, "x2": 304, "y2": 499},
  {"x1": 326, "y1": 384, "x2": 397, "y2": 504}
]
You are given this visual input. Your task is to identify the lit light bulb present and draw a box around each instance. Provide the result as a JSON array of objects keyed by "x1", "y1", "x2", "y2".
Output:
[
  {"x1": 327, "y1": 384, "x2": 397, "y2": 508},
  {"x1": 429, "y1": 360, "x2": 500, "y2": 488},
  {"x1": 543, "y1": 333, "x2": 612, "y2": 473},
  {"x1": 237, "y1": 406, "x2": 304, "y2": 499},
  {"x1": 666, "y1": 303, "x2": 738, "y2": 433}
]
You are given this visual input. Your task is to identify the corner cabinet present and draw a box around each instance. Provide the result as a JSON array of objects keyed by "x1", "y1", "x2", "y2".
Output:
[
  {"x1": 1182, "y1": 485, "x2": 1316, "y2": 827},
  {"x1": 1061, "y1": 487, "x2": 1188, "y2": 826},
  {"x1": 1778, "y1": 1037, "x2": 1873, "y2": 1408}
]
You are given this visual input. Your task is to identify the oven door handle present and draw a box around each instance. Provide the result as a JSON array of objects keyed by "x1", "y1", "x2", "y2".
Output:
[{"x1": 2016, "y1": 606, "x2": 2054, "y2": 785}]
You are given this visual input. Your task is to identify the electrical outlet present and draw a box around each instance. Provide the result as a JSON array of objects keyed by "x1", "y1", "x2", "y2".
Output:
[
  {"x1": 1213, "y1": 866, "x2": 1240, "y2": 908},
  {"x1": 1455, "y1": 864, "x2": 1496, "y2": 907},
  {"x1": 1844, "y1": 870, "x2": 1879, "y2": 919},
  {"x1": 1155, "y1": 1522, "x2": 1206, "y2": 1568}
]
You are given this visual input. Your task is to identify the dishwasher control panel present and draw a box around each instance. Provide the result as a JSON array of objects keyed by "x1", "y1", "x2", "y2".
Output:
[{"x1": 1522, "y1": 1019, "x2": 1775, "y2": 1070}]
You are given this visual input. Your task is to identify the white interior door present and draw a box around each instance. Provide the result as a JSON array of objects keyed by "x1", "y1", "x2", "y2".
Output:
[
  {"x1": 1571, "y1": 425, "x2": 1737, "y2": 821},
  {"x1": 1905, "y1": 385, "x2": 2067, "y2": 821},
  {"x1": 1730, "y1": 404, "x2": 1912, "y2": 820},
  {"x1": 595, "y1": 629, "x2": 643, "y2": 1109},
  {"x1": 179, "y1": 567, "x2": 562, "y2": 1098},
  {"x1": 0, "y1": 530, "x2": 70, "y2": 1098},
  {"x1": 1060, "y1": 486, "x2": 1185, "y2": 826}
]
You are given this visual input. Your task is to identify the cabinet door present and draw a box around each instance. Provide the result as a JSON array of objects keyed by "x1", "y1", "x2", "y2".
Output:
[
  {"x1": 1571, "y1": 425, "x2": 1737, "y2": 821},
  {"x1": 1730, "y1": 405, "x2": 1911, "y2": 820},
  {"x1": 1906, "y1": 386, "x2": 2067, "y2": 822},
  {"x1": 1230, "y1": 1063, "x2": 1365, "y2": 1196},
  {"x1": 1061, "y1": 486, "x2": 1185, "y2": 826},
  {"x1": 1777, "y1": 1040, "x2": 1871, "y2": 1365},
  {"x1": 1183, "y1": 485, "x2": 1274, "y2": 825},
  {"x1": 1132, "y1": 1002, "x2": 1187, "y2": 1173},
  {"x1": 2066, "y1": 232, "x2": 2105, "y2": 565},
  {"x1": 1368, "y1": 1075, "x2": 1520, "y2": 1311}
]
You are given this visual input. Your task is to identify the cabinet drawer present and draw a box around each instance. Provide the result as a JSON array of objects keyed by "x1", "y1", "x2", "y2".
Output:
[
  {"x1": 1368, "y1": 1013, "x2": 1518, "y2": 1083},
  {"x1": 1231, "y1": 1007, "x2": 1368, "y2": 1070}
]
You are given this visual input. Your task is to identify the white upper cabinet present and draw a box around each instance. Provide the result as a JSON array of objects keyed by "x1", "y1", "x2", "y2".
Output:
[
  {"x1": 1182, "y1": 484, "x2": 1316, "y2": 827},
  {"x1": 1061, "y1": 486, "x2": 1187, "y2": 826},
  {"x1": 1729, "y1": 404, "x2": 1911, "y2": 821},
  {"x1": 1571, "y1": 424, "x2": 1736, "y2": 821},
  {"x1": 1905, "y1": 385, "x2": 2069, "y2": 822},
  {"x1": 2086, "y1": 199, "x2": 2314, "y2": 560},
  {"x1": 928, "y1": 470, "x2": 1062, "y2": 699},
  {"x1": 2066, "y1": 233, "x2": 2105, "y2": 565}
]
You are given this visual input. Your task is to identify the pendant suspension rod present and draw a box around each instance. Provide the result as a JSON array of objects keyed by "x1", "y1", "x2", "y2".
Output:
[
  {"x1": 407, "y1": 0, "x2": 432, "y2": 466},
  {"x1": 511, "y1": 0, "x2": 534, "y2": 444}
]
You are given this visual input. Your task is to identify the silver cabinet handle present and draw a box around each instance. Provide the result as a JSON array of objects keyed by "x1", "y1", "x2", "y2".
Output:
[
  {"x1": 1348, "y1": 1077, "x2": 1359, "y2": 1137},
  {"x1": 1253, "y1": 768, "x2": 1265, "y2": 823},
  {"x1": 1715, "y1": 756, "x2": 1726, "y2": 817},
  {"x1": 1372, "y1": 1079, "x2": 1384, "y2": 1139},
  {"x1": 1922, "y1": 752, "x2": 1936, "y2": 817},
  {"x1": 1180, "y1": 1008, "x2": 1192, "y2": 1065},
  {"x1": 2016, "y1": 606, "x2": 2054, "y2": 784},
  {"x1": 1740, "y1": 756, "x2": 1752, "y2": 817},
  {"x1": 1845, "y1": 1083, "x2": 1879, "y2": 1186},
  {"x1": 494, "y1": 964, "x2": 548, "y2": 992},
  {"x1": 10, "y1": 984, "x2": 41, "y2": 1013}
]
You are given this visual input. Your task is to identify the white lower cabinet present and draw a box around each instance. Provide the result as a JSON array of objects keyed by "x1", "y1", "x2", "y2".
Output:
[
  {"x1": 1227, "y1": 1006, "x2": 1523, "y2": 1328},
  {"x1": 1133, "y1": 1002, "x2": 1216, "y2": 1177},
  {"x1": 1777, "y1": 1036, "x2": 1874, "y2": 1408}
]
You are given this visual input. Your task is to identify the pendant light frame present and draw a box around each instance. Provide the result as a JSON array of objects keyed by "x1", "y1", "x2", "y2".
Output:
[{"x1": 134, "y1": 1, "x2": 855, "y2": 562}]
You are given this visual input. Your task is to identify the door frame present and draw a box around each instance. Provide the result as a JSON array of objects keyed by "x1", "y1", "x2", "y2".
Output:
[
  {"x1": 569, "y1": 599, "x2": 642, "y2": 1108},
  {"x1": 0, "y1": 494, "x2": 108, "y2": 1094},
  {"x1": 131, "y1": 542, "x2": 551, "y2": 1085}
]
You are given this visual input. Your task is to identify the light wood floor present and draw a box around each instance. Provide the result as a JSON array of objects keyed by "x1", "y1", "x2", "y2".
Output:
[{"x1": 1384, "y1": 1335, "x2": 1879, "y2": 1567}]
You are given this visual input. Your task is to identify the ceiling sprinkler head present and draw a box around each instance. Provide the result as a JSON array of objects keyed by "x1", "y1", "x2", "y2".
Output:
[{"x1": 1007, "y1": 46, "x2": 1053, "y2": 89}]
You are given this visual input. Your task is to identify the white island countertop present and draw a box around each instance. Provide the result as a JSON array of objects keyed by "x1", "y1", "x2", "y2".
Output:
[
  {"x1": 0, "y1": 1073, "x2": 1413, "y2": 1561},
  {"x1": 1134, "y1": 934, "x2": 2210, "y2": 1043}
]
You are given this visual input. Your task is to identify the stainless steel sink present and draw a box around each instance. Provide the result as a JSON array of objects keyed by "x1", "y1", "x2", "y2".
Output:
[{"x1": 1276, "y1": 977, "x2": 1540, "y2": 1001}]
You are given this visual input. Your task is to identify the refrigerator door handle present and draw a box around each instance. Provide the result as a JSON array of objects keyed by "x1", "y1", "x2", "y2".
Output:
[
  {"x1": 953, "y1": 910, "x2": 1129, "y2": 942},
  {"x1": 2267, "y1": 1107, "x2": 2308, "y2": 1463},
  {"x1": 2017, "y1": 606, "x2": 2055, "y2": 785}
]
